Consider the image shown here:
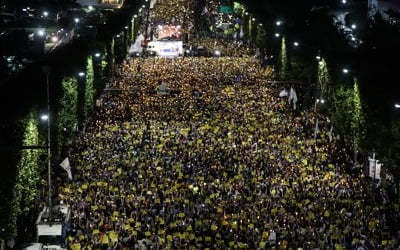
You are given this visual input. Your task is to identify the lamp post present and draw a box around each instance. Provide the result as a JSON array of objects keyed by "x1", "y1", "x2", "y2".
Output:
[
  {"x1": 144, "y1": 1, "x2": 151, "y2": 40},
  {"x1": 42, "y1": 65, "x2": 52, "y2": 222},
  {"x1": 77, "y1": 71, "x2": 86, "y2": 131},
  {"x1": 313, "y1": 98, "x2": 325, "y2": 175}
]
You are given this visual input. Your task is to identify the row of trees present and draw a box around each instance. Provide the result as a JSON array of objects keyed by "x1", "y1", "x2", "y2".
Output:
[
  {"x1": 269, "y1": 8, "x2": 400, "y2": 185},
  {"x1": 0, "y1": 2, "x2": 163, "y2": 244},
  {"x1": 0, "y1": 0, "x2": 144, "y2": 241}
]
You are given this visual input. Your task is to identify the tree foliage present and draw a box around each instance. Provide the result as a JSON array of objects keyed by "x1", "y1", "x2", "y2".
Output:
[
  {"x1": 255, "y1": 24, "x2": 267, "y2": 48},
  {"x1": 332, "y1": 79, "x2": 365, "y2": 149},
  {"x1": 4, "y1": 111, "x2": 41, "y2": 239},
  {"x1": 317, "y1": 58, "x2": 331, "y2": 100},
  {"x1": 85, "y1": 56, "x2": 96, "y2": 118},
  {"x1": 278, "y1": 37, "x2": 287, "y2": 80},
  {"x1": 57, "y1": 77, "x2": 78, "y2": 151}
]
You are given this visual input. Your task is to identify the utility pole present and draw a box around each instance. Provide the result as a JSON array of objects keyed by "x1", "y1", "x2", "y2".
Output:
[
  {"x1": 42, "y1": 65, "x2": 52, "y2": 223},
  {"x1": 145, "y1": 0, "x2": 151, "y2": 40}
]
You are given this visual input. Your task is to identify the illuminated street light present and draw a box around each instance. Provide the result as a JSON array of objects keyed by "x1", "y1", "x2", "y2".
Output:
[
  {"x1": 51, "y1": 36, "x2": 58, "y2": 43},
  {"x1": 74, "y1": 18, "x2": 80, "y2": 24},
  {"x1": 395, "y1": 104, "x2": 400, "y2": 109},
  {"x1": 315, "y1": 55, "x2": 321, "y2": 60},
  {"x1": 214, "y1": 50, "x2": 221, "y2": 56},
  {"x1": 276, "y1": 20, "x2": 282, "y2": 26},
  {"x1": 342, "y1": 68, "x2": 349, "y2": 74},
  {"x1": 94, "y1": 52, "x2": 101, "y2": 58},
  {"x1": 342, "y1": 0, "x2": 347, "y2": 4},
  {"x1": 351, "y1": 24, "x2": 357, "y2": 29},
  {"x1": 78, "y1": 72, "x2": 85, "y2": 77},
  {"x1": 43, "y1": 11, "x2": 48, "y2": 17},
  {"x1": 275, "y1": 33, "x2": 280, "y2": 37},
  {"x1": 41, "y1": 114, "x2": 49, "y2": 121},
  {"x1": 293, "y1": 41, "x2": 299, "y2": 47},
  {"x1": 41, "y1": 64, "x2": 52, "y2": 222},
  {"x1": 37, "y1": 29, "x2": 45, "y2": 36}
]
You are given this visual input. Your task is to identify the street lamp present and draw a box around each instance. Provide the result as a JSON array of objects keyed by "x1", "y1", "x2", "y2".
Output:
[
  {"x1": 37, "y1": 29, "x2": 45, "y2": 37},
  {"x1": 41, "y1": 114, "x2": 49, "y2": 121},
  {"x1": 276, "y1": 20, "x2": 282, "y2": 26},
  {"x1": 342, "y1": 68, "x2": 349, "y2": 74},
  {"x1": 42, "y1": 65, "x2": 52, "y2": 222},
  {"x1": 395, "y1": 104, "x2": 400, "y2": 109},
  {"x1": 313, "y1": 98, "x2": 325, "y2": 175}
]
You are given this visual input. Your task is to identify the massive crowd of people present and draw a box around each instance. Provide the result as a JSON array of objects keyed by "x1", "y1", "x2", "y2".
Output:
[
  {"x1": 54, "y1": 0, "x2": 400, "y2": 249},
  {"x1": 59, "y1": 55, "x2": 398, "y2": 249}
]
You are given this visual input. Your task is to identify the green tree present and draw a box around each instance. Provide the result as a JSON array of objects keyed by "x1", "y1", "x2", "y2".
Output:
[
  {"x1": 255, "y1": 24, "x2": 266, "y2": 48},
  {"x1": 351, "y1": 78, "x2": 364, "y2": 148},
  {"x1": 317, "y1": 58, "x2": 331, "y2": 101},
  {"x1": 57, "y1": 77, "x2": 78, "y2": 152},
  {"x1": 233, "y1": 1, "x2": 245, "y2": 15},
  {"x1": 85, "y1": 56, "x2": 95, "y2": 117},
  {"x1": 278, "y1": 37, "x2": 287, "y2": 80},
  {"x1": 3, "y1": 111, "x2": 41, "y2": 240},
  {"x1": 332, "y1": 78, "x2": 365, "y2": 166}
]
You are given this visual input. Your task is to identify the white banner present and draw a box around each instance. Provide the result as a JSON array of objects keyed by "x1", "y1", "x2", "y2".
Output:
[
  {"x1": 368, "y1": 156, "x2": 376, "y2": 179},
  {"x1": 375, "y1": 160, "x2": 382, "y2": 180},
  {"x1": 60, "y1": 157, "x2": 72, "y2": 180}
]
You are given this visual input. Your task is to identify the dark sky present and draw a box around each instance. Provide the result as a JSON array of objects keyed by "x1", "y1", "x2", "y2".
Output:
[{"x1": 380, "y1": 0, "x2": 400, "y2": 9}]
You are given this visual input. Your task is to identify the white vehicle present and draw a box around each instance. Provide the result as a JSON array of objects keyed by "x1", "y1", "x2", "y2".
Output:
[
  {"x1": 146, "y1": 40, "x2": 183, "y2": 57},
  {"x1": 35, "y1": 205, "x2": 70, "y2": 250},
  {"x1": 18, "y1": 243, "x2": 43, "y2": 250},
  {"x1": 36, "y1": 223, "x2": 64, "y2": 250}
]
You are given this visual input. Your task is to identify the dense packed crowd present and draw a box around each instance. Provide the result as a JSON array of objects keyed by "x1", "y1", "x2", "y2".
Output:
[
  {"x1": 151, "y1": 0, "x2": 195, "y2": 30},
  {"x1": 57, "y1": 55, "x2": 398, "y2": 249},
  {"x1": 55, "y1": 0, "x2": 400, "y2": 249}
]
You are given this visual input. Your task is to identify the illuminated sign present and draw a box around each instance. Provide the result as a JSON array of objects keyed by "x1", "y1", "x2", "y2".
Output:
[
  {"x1": 147, "y1": 41, "x2": 183, "y2": 57},
  {"x1": 157, "y1": 25, "x2": 182, "y2": 40}
]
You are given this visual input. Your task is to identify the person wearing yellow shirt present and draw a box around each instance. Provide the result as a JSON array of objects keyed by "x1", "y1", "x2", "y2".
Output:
[
  {"x1": 70, "y1": 241, "x2": 81, "y2": 250},
  {"x1": 100, "y1": 233, "x2": 110, "y2": 249}
]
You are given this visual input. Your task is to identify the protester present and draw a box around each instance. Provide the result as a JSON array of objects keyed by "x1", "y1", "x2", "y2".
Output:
[{"x1": 55, "y1": 0, "x2": 399, "y2": 249}]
